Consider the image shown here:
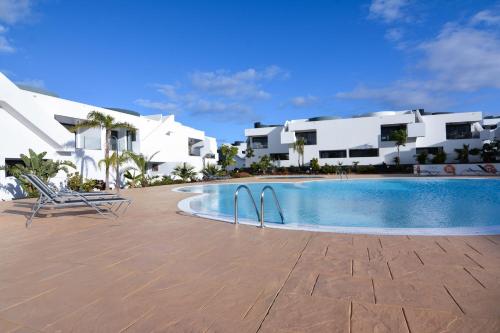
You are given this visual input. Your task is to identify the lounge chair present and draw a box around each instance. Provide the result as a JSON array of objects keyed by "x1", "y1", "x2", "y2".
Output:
[
  {"x1": 21, "y1": 174, "x2": 131, "y2": 228},
  {"x1": 26, "y1": 174, "x2": 117, "y2": 198}
]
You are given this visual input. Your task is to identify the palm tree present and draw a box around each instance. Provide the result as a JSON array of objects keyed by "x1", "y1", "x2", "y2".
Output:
[
  {"x1": 454, "y1": 144, "x2": 476, "y2": 163},
  {"x1": 124, "y1": 151, "x2": 159, "y2": 187},
  {"x1": 390, "y1": 129, "x2": 408, "y2": 166},
  {"x1": 98, "y1": 151, "x2": 130, "y2": 190},
  {"x1": 72, "y1": 111, "x2": 136, "y2": 190},
  {"x1": 292, "y1": 138, "x2": 305, "y2": 167},
  {"x1": 172, "y1": 162, "x2": 197, "y2": 182}
]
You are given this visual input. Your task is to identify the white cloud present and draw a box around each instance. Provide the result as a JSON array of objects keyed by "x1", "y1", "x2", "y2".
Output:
[
  {"x1": 0, "y1": 35, "x2": 14, "y2": 53},
  {"x1": 384, "y1": 27, "x2": 404, "y2": 41},
  {"x1": 15, "y1": 78, "x2": 44, "y2": 88},
  {"x1": 137, "y1": 65, "x2": 287, "y2": 122},
  {"x1": 0, "y1": 0, "x2": 33, "y2": 24},
  {"x1": 368, "y1": 0, "x2": 410, "y2": 23},
  {"x1": 289, "y1": 95, "x2": 318, "y2": 107},
  {"x1": 134, "y1": 99, "x2": 179, "y2": 112},
  {"x1": 470, "y1": 9, "x2": 500, "y2": 26},
  {"x1": 154, "y1": 83, "x2": 179, "y2": 100},
  {"x1": 419, "y1": 24, "x2": 500, "y2": 92},
  {"x1": 188, "y1": 99, "x2": 255, "y2": 123},
  {"x1": 336, "y1": 82, "x2": 450, "y2": 110},
  {"x1": 339, "y1": 7, "x2": 500, "y2": 110},
  {"x1": 189, "y1": 65, "x2": 287, "y2": 99}
]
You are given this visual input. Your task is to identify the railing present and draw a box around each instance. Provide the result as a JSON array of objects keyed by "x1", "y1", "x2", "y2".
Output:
[
  {"x1": 260, "y1": 185, "x2": 285, "y2": 228},
  {"x1": 234, "y1": 185, "x2": 261, "y2": 225},
  {"x1": 233, "y1": 185, "x2": 285, "y2": 228},
  {"x1": 336, "y1": 169, "x2": 348, "y2": 180}
]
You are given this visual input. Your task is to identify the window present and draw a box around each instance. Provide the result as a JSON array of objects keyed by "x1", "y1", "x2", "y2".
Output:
[
  {"x1": 151, "y1": 163, "x2": 159, "y2": 172},
  {"x1": 319, "y1": 150, "x2": 347, "y2": 158},
  {"x1": 416, "y1": 147, "x2": 443, "y2": 155},
  {"x1": 381, "y1": 124, "x2": 407, "y2": 141},
  {"x1": 349, "y1": 148, "x2": 379, "y2": 157},
  {"x1": 111, "y1": 130, "x2": 119, "y2": 151},
  {"x1": 3, "y1": 159, "x2": 23, "y2": 177},
  {"x1": 126, "y1": 130, "x2": 136, "y2": 151},
  {"x1": 78, "y1": 127, "x2": 101, "y2": 150},
  {"x1": 446, "y1": 123, "x2": 472, "y2": 139},
  {"x1": 188, "y1": 138, "x2": 203, "y2": 156},
  {"x1": 250, "y1": 136, "x2": 268, "y2": 149},
  {"x1": 295, "y1": 131, "x2": 317, "y2": 145},
  {"x1": 270, "y1": 153, "x2": 289, "y2": 160}
]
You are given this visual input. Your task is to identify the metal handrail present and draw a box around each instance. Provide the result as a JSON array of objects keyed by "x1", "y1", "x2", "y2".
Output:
[
  {"x1": 234, "y1": 185, "x2": 261, "y2": 225},
  {"x1": 336, "y1": 169, "x2": 348, "y2": 180},
  {"x1": 260, "y1": 185, "x2": 285, "y2": 228}
]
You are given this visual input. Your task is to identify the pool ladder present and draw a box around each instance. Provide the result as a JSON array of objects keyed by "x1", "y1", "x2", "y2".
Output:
[
  {"x1": 234, "y1": 185, "x2": 285, "y2": 227},
  {"x1": 336, "y1": 169, "x2": 348, "y2": 180}
]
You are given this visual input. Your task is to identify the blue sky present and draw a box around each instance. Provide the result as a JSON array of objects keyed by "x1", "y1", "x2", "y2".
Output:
[{"x1": 1, "y1": 0, "x2": 500, "y2": 143}]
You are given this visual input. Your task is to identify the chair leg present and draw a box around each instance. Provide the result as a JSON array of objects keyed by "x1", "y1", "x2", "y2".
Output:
[{"x1": 26, "y1": 198, "x2": 42, "y2": 228}]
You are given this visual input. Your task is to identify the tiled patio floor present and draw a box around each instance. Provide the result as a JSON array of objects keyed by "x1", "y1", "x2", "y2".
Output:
[{"x1": 0, "y1": 179, "x2": 499, "y2": 332}]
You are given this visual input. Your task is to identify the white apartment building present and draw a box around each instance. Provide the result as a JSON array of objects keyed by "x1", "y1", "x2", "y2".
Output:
[
  {"x1": 244, "y1": 110, "x2": 500, "y2": 167},
  {"x1": 0, "y1": 72, "x2": 218, "y2": 200}
]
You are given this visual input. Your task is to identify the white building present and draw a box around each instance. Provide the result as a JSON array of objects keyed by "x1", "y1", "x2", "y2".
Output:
[
  {"x1": 244, "y1": 110, "x2": 500, "y2": 167},
  {"x1": 0, "y1": 72, "x2": 218, "y2": 200}
]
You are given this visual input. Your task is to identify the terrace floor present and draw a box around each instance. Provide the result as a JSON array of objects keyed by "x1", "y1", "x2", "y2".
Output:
[{"x1": 0, "y1": 176, "x2": 499, "y2": 332}]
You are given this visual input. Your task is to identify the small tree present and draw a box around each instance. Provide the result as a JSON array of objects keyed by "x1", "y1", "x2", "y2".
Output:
[
  {"x1": 480, "y1": 140, "x2": 499, "y2": 162},
  {"x1": 431, "y1": 150, "x2": 447, "y2": 164},
  {"x1": 454, "y1": 144, "x2": 475, "y2": 163},
  {"x1": 245, "y1": 147, "x2": 254, "y2": 159},
  {"x1": 172, "y1": 162, "x2": 197, "y2": 182},
  {"x1": 72, "y1": 111, "x2": 136, "y2": 190},
  {"x1": 219, "y1": 145, "x2": 239, "y2": 170},
  {"x1": 390, "y1": 129, "x2": 408, "y2": 166},
  {"x1": 416, "y1": 151, "x2": 428, "y2": 164},
  {"x1": 259, "y1": 155, "x2": 272, "y2": 174},
  {"x1": 310, "y1": 158, "x2": 320, "y2": 173},
  {"x1": 292, "y1": 138, "x2": 306, "y2": 167},
  {"x1": 124, "y1": 151, "x2": 159, "y2": 187}
]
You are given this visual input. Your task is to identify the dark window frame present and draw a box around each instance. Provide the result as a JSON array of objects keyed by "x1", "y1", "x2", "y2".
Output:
[
  {"x1": 349, "y1": 148, "x2": 379, "y2": 157},
  {"x1": 416, "y1": 147, "x2": 444, "y2": 155},
  {"x1": 270, "y1": 153, "x2": 289, "y2": 161},
  {"x1": 319, "y1": 150, "x2": 347, "y2": 158},
  {"x1": 295, "y1": 131, "x2": 317, "y2": 145},
  {"x1": 381, "y1": 124, "x2": 407, "y2": 142},
  {"x1": 250, "y1": 136, "x2": 268, "y2": 149},
  {"x1": 446, "y1": 123, "x2": 472, "y2": 140}
]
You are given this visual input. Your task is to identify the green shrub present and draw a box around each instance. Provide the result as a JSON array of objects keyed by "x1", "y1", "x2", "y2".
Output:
[
  {"x1": 416, "y1": 151, "x2": 428, "y2": 164},
  {"x1": 431, "y1": 151, "x2": 447, "y2": 164},
  {"x1": 310, "y1": 158, "x2": 320, "y2": 173},
  {"x1": 356, "y1": 165, "x2": 377, "y2": 174}
]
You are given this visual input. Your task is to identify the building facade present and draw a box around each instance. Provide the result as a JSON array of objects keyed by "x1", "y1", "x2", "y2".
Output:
[
  {"x1": 0, "y1": 72, "x2": 218, "y2": 200},
  {"x1": 244, "y1": 110, "x2": 499, "y2": 167}
]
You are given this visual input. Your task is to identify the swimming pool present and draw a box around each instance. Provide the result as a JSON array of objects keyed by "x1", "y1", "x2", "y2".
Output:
[{"x1": 176, "y1": 178, "x2": 500, "y2": 235}]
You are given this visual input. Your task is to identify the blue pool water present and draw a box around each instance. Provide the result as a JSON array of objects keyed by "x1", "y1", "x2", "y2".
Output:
[{"x1": 177, "y1": 179, "x2": 500, "y2": 235}]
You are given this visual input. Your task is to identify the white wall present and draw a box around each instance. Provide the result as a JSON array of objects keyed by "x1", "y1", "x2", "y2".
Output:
[
  {"x1": 244, "y1": 110, "x2": 490, "y2": 168},
  {"x1": 0, "y1": 72, "x2": 218, "y2": 200}
]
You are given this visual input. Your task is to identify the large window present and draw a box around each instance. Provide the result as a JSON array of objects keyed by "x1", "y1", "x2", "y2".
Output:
[
  {"x1": 416, "y1": 147, "x2": 443, "y2": 155},
  {"x1": 381, "y1": 124, "x2": 407, "y2": 141},
  {"x1": 295, "y1": 131, "x2": 317, "y2": 145},
  {"x1": 110, "y1": 130, "x2": 119, "y2": 151},
  {"x1": 446, "y1": 123, "x2": 472, "y2": 140},
  {"x1": 349, "y1": 148, "x2": 379, "y2": 157},
  {"x1": 126, "y1": 130, "x2": 136, "y2": 151},
  {"x1": 250, "y1": 136, "x2": 268, "y2": 149},
  {"x1": 270, "y1": 153, "x2": 289, "y2": 160},
  {"x1": 188, "y1": 138, "x2": 203, "y2": 156},
  {"x1": 319, "y1": 150, "x2": 347, "y2": 158}
]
